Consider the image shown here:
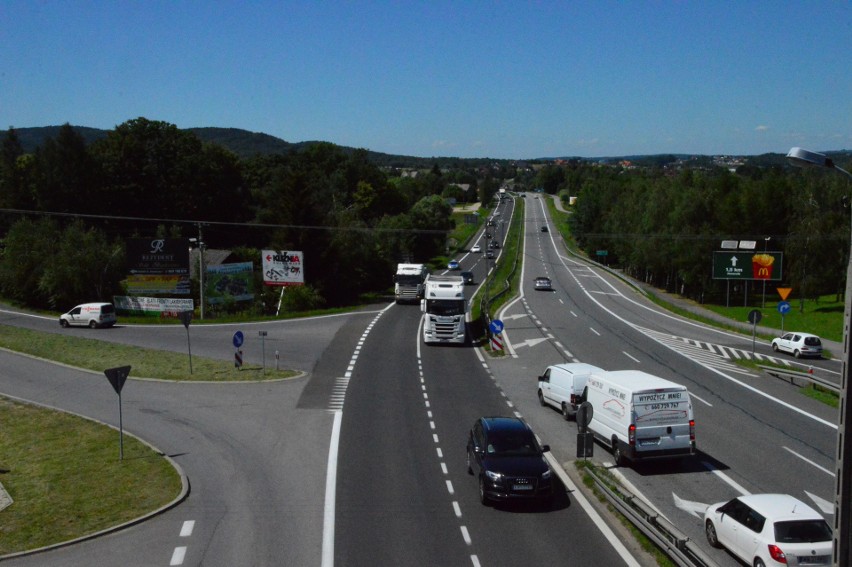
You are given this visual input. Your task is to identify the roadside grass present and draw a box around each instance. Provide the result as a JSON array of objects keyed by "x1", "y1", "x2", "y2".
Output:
[
  {"x1": 0, "y1": 326, "x2": 298, "y2": 382},
  {"x1": 0, "y1": 396, "x2": 182, "y2": 555},
  {"x1": 700, "y1": 299, "x2": 843, "y2": 343}
]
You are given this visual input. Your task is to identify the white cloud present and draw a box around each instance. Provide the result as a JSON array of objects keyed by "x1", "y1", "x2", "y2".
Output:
[{"x1": 755, "y1": 125, "x2": 769, "y2": 131}]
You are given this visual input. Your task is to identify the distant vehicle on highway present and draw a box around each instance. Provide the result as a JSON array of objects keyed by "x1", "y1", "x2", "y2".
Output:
[
  {"x1": 540, "y1": 225, "x2": 548, "y2": 232},
  {"x1": 448, "y1": 260, "x2": 460, "y2": 270},
  {"x1": 704, "y1": 493, "x2": 831, "y2": 567},
  {"x1": 471, "y1": 244, "x2": 481, "y2": 253},
  {"x1": 460, "y1": 271, "x2": 474, "y2": 285},
  {"x1": 534, "y1": 277, "x2": 552, "y2": 291},
  {"x1": 771, "y1": 332, "x2": 823, "y2": 358},
  {"x1": 466, "y1": 416, "x2": 553, "y2": 506},
  {"x1": 486, "y1": 250, "x2": 495, "y2": 259}
]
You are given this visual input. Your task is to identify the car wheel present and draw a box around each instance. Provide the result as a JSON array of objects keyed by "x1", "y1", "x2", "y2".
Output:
[
  {"x1": 612, "y1": 438, "x2": 626, "y2": 467},
  {"x1": 89, "y1": 320, "x2": 98, "y2": 329},
  {"x1": 705, "y1": 520, "x2": 721, "y2": 548},
  {"x1": 772, "y1": 343, "x2": 779, "y2": 352},
  {"x1": 478, "y1": 476, "x2": 489, "y2": 505},
  {"x1": 794, "y1": 349, "x2": 802, "y2": 359},
  {"x1": 60, "y1": 320, "x2": 69, "y2": 328},
  {"x1": 538, "y1": 389, "x2": 545, "y2": 407},
  {"x1": 561, "y1": 403, "x2": 571, "y2": 421}
]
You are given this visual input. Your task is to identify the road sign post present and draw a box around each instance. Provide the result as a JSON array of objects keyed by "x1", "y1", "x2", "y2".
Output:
[
  {"x1": 259, "y1": 330, "x2": 268, "y2": 371},
  {"x1": 104, "y1": 365, "x2": 131, "y2": 461},
  {"x1": 748, "y1": 309, "x2": 762, "y2": 354},
  {"x1": 179, "y1": 310, "x2": 193, "y2": 374}
]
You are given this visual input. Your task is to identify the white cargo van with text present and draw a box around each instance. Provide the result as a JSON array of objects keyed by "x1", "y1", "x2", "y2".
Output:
[
  {"x1": 584, "y1": 370, "x2": 695, "y2": 466},
  {"x1": 537, "y1": 363, "x2": 604, "y2": 420},
  {"x1": 59, "y1": 303, "x2": 117, "y2": 329}
]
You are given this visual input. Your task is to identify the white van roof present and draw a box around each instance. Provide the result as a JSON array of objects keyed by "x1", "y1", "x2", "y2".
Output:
[
  {"x1": 601, "y1": 370, "x2": 687, "y2": 394},
  {"x1": 551, "y1": 363, "x2": 605, "y2": 375}
]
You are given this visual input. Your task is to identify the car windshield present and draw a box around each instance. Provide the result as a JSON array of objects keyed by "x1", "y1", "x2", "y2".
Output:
[
  {"x1": 774, "y1": 520, "x2": 832, "y2": 543},
  {"x1": 487, "y1": 431, "x2": 539, "y2": 456}
]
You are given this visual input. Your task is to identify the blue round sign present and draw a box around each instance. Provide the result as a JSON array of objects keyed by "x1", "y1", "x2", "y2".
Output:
[
  {"x1": 233, "y1": 331, "x2": 245, "y2": 348},
  {"x1": 777, "y1": 301, "x2": 791, "y2": 315},
  {"x1": 489, "y1": 319, "x2": 504, "y2": 334}
]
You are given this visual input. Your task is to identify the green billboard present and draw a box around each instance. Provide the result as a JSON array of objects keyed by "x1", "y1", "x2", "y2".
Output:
[{"x1": 712, "y1": 251, "x2": 782, "y2": 281}]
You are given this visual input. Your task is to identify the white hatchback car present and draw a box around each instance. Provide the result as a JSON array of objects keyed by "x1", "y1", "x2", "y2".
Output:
[
  {"x1": 704, "y1": 494, "x2": 832, "y2": 567},
  {"x1": 771, "y1": 332, "x2": 823, "y2": 358},
  {"x1": 471, "y1": 244, "x2": 482, "y2": 253}
]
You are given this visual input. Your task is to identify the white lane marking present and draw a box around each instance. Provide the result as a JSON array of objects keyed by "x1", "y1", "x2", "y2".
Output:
[
  {"x1": 321, "y1": 410, "x2": 343, "y2": 567},
  {"x1": 179, "y1": 520, "x2": 194, "y2": 537},
  {"x1": 783, "y1": 446, "x2": 834, "y2": 477},
  {"x1": 470, "y1": 556, "x2": 481, "y2": 567},
  {"x1": 441, "y1": 462, "x2": 448, "y2": 475},
  {"x1": 690, "y1": 392, "x2": 712, "y2": 407},
  {"x1": 590, "y1": 327, "x2": 600, "y2": 336},
  {"x1": 453, "y1": 501, "x2": 462, "y2": 517},
  {"x1": 622, "y1": 351, "x2": 640, "y2": 363},
  {"x1": 702, "y1": 460, "x2": 751, "y2": 495},
  {"x1": 543, "y1": 453, "x2": 641, "y2": 566},
  {"x1": 460, "y1": 525, "x2": 472, "y2": 545},
  {"x1": 446, "y1": 480, "x2": 454, "y2": 495},
  {"x1": 170, "y1": 546, "x2": 187, "y2": 566}
]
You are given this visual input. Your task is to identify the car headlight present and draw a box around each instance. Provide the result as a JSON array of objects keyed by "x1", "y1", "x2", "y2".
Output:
[{"x1": 485, "y1": 470, "x2": 502, "y2": 481}]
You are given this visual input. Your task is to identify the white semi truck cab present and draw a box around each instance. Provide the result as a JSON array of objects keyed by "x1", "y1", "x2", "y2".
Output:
[
  {"x1": 394, "y1": 263, "x2": 429, "y2": 304},
  {"x1": 421, "y1": 274, "x2": 466, "y2": 344}
]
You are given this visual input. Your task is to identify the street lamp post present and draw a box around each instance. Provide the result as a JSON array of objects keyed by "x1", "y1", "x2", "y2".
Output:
[{"x1": 787, "y1": 147, "x2": 852, "y2": 567}]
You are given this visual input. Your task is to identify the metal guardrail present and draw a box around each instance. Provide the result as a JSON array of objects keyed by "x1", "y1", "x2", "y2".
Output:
[
  {"x1": 759, "y1": 365, "x2": 840, "y2": 393},
  {"x1": 585, "y1": 467, "x2": 721, "y2": 567}
]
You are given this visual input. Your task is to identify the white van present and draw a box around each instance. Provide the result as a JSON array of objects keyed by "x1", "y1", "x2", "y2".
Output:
[
  {"x1": 584, "y1": 370, "x2": 695, "y2": 466},
  {"x1": 59, "y1": 303, "x2": 117, "y2": 329},
  {"x1": 537, "y1": 363, "x2": 604, "y2": 420}
]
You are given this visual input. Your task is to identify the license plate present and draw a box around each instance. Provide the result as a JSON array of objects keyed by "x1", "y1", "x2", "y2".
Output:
[
  {"x1": 513, "y1": 484, "x2": 533, "y2": 491},
  {"x1": 639, "y1": 438, "x2": 660, "y2": 446},
  {"x1": 797, "y1": 556, "x2": 829, "y2": 565}
]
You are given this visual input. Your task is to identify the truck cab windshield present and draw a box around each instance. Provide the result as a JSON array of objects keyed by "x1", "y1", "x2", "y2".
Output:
[{"x1": 426, "y1": 299, "x2": 464, "y2": 316}]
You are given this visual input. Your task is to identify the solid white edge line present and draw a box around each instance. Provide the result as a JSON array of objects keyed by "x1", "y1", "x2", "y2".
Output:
[
  {"x1": 544, "y1": 453, "x2": 641, "y2": 567},
  {"x1": 321, "y1": 410, "x2": 343, "y2": 567}
]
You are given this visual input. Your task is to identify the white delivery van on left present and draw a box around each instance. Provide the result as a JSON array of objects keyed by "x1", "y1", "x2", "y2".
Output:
[{"x1": 59, "y1": 302, "x2": 117, "y2": 328}]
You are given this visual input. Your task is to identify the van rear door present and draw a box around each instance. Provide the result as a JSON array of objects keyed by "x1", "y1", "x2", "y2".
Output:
[{"x1": 632, "y1": 388, "x2": 692, "y2": 453}]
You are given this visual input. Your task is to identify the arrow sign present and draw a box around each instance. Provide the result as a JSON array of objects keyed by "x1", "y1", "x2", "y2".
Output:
[
  {"x1": 104, "y1": 365, "x2": 131, "y2": 395},
  {"x1": 514, "y1": 337, "x2": 549, "y2": 349},
  {"x1": 730, "y1": 256, "x2": 738, "y2": 267},
  {"x1": 501, "y1": 314, "x2": 528, "y2": 321},
  {"x1": 489, "y1": 319, "x2": 504, "y2": 334},
  {"x1": 673, "y1": 492, "x2": 709, "y2": 518},
  {"x1": 805, "y1": 490, "x2": 834, "y2": 515}
]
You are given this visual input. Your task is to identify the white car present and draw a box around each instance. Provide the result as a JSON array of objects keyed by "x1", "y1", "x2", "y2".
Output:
[
  {"x1": 771, "y1": 332, "x2": 823, "y2": 358},
  {"x1": 471, "y1": 244, "x2": 482, "y2": 253},
  {"x1": 704, "y1": 494, "x2": 832, "y2": 567}
]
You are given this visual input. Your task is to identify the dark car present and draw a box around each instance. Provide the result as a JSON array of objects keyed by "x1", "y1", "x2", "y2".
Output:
[
  {"x1": 466, "y1": 416, "x2": 553, "y2": 506},
  {"x1": 486, "y1": 249, "x2": 495, "y2": 259},
  {"x1": 540, "y1": 225, "x2": 548, "y2": 232},
  {"x1": 460, "y1": 271, "x2": 475, "y2": 285},
  {"x1": 490, "y1": 240, "x2": 500, "y2": 249},
  {"x1": 534, "y1": 276, "x2": 552, "y2": 291}
]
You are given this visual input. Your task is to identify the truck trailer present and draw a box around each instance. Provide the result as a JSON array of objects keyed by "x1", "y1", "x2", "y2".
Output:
[{"x1": 421, "y1": 274, "x2": 466, "y2": 344}]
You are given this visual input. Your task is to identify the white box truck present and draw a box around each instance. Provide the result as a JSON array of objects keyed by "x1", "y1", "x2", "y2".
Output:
[
  {"x1": 537, "y1": 363, "x2": 605, "y2": 420},
  {"x1": 584, "y1": 370, "x2": 695, "y2": 466},
  {"x1": 421, "y1": 274, "x2": 466, "y2": 344},
  {"x1": 394, "y1": 263, "x2": 429, "y2": 304}
]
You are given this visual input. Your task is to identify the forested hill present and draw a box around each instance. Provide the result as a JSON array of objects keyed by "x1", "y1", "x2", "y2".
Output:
[{"x1": 11, "y1": 125, "x2": 502, "y2": 168}]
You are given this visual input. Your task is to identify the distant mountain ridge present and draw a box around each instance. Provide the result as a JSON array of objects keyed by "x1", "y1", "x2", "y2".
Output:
[{"x1": 9, "y1": 124, "x2": 851, "y2": 167}]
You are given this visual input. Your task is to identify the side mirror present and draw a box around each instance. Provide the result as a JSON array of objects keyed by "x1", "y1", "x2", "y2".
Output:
[{"x1": 541, "y1": 444, "x2": 551, "y2": 453}]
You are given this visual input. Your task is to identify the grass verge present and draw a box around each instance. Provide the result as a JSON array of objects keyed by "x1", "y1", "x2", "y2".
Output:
[
  {"x1": 0, "y1": 396, "x2": 182, "y2": 555},
  {"x1": 0, "y1": 325, "x2": 298, "y2": 382}
]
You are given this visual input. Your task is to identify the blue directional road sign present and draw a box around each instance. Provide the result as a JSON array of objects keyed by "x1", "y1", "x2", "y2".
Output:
[
  {"x1": 489, "y1": 319, "x2": 504, "y2": 334},
  {"x1": 777, "y1": 301, "x2": 791, "y2": 315},
  {"x1": 233, "y1": 331, "x2": 245, "y2": 348}
]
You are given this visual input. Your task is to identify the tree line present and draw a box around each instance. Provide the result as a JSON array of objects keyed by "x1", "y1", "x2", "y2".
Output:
[
  {"x1": 538, "y1": 160, "x2": 850, "y2": 306},
  {"x1": 0, "y1": 118, "x2": 507, "y2": 312}
]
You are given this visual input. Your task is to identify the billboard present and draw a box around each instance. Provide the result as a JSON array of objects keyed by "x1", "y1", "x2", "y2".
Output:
[
  {"x1": 205, "y1": 262, "x2": 254, "y2": 304},
  {"x1": 262, "y1": 250, "x2": 304, "y2": 286},
  {"x1": 712, "y1": 251, "x2": 783, "y2": 281},
  {"x1": 126, "y1": 238, "x2": 191, "y2": 294}
]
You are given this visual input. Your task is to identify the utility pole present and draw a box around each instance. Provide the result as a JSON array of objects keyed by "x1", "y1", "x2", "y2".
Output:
[{"x1": 197, "y1": 223, "x2": 205, "y2": 320}]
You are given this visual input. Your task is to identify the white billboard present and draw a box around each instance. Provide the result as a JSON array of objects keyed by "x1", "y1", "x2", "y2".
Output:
[{"x1": 262, "y1": 250, "x2": 304, "y2": 286}]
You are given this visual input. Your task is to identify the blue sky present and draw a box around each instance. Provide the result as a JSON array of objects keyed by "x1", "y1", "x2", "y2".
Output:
[{"x1": 2, "y1": 1, "x2": 851, "y2": 159}]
